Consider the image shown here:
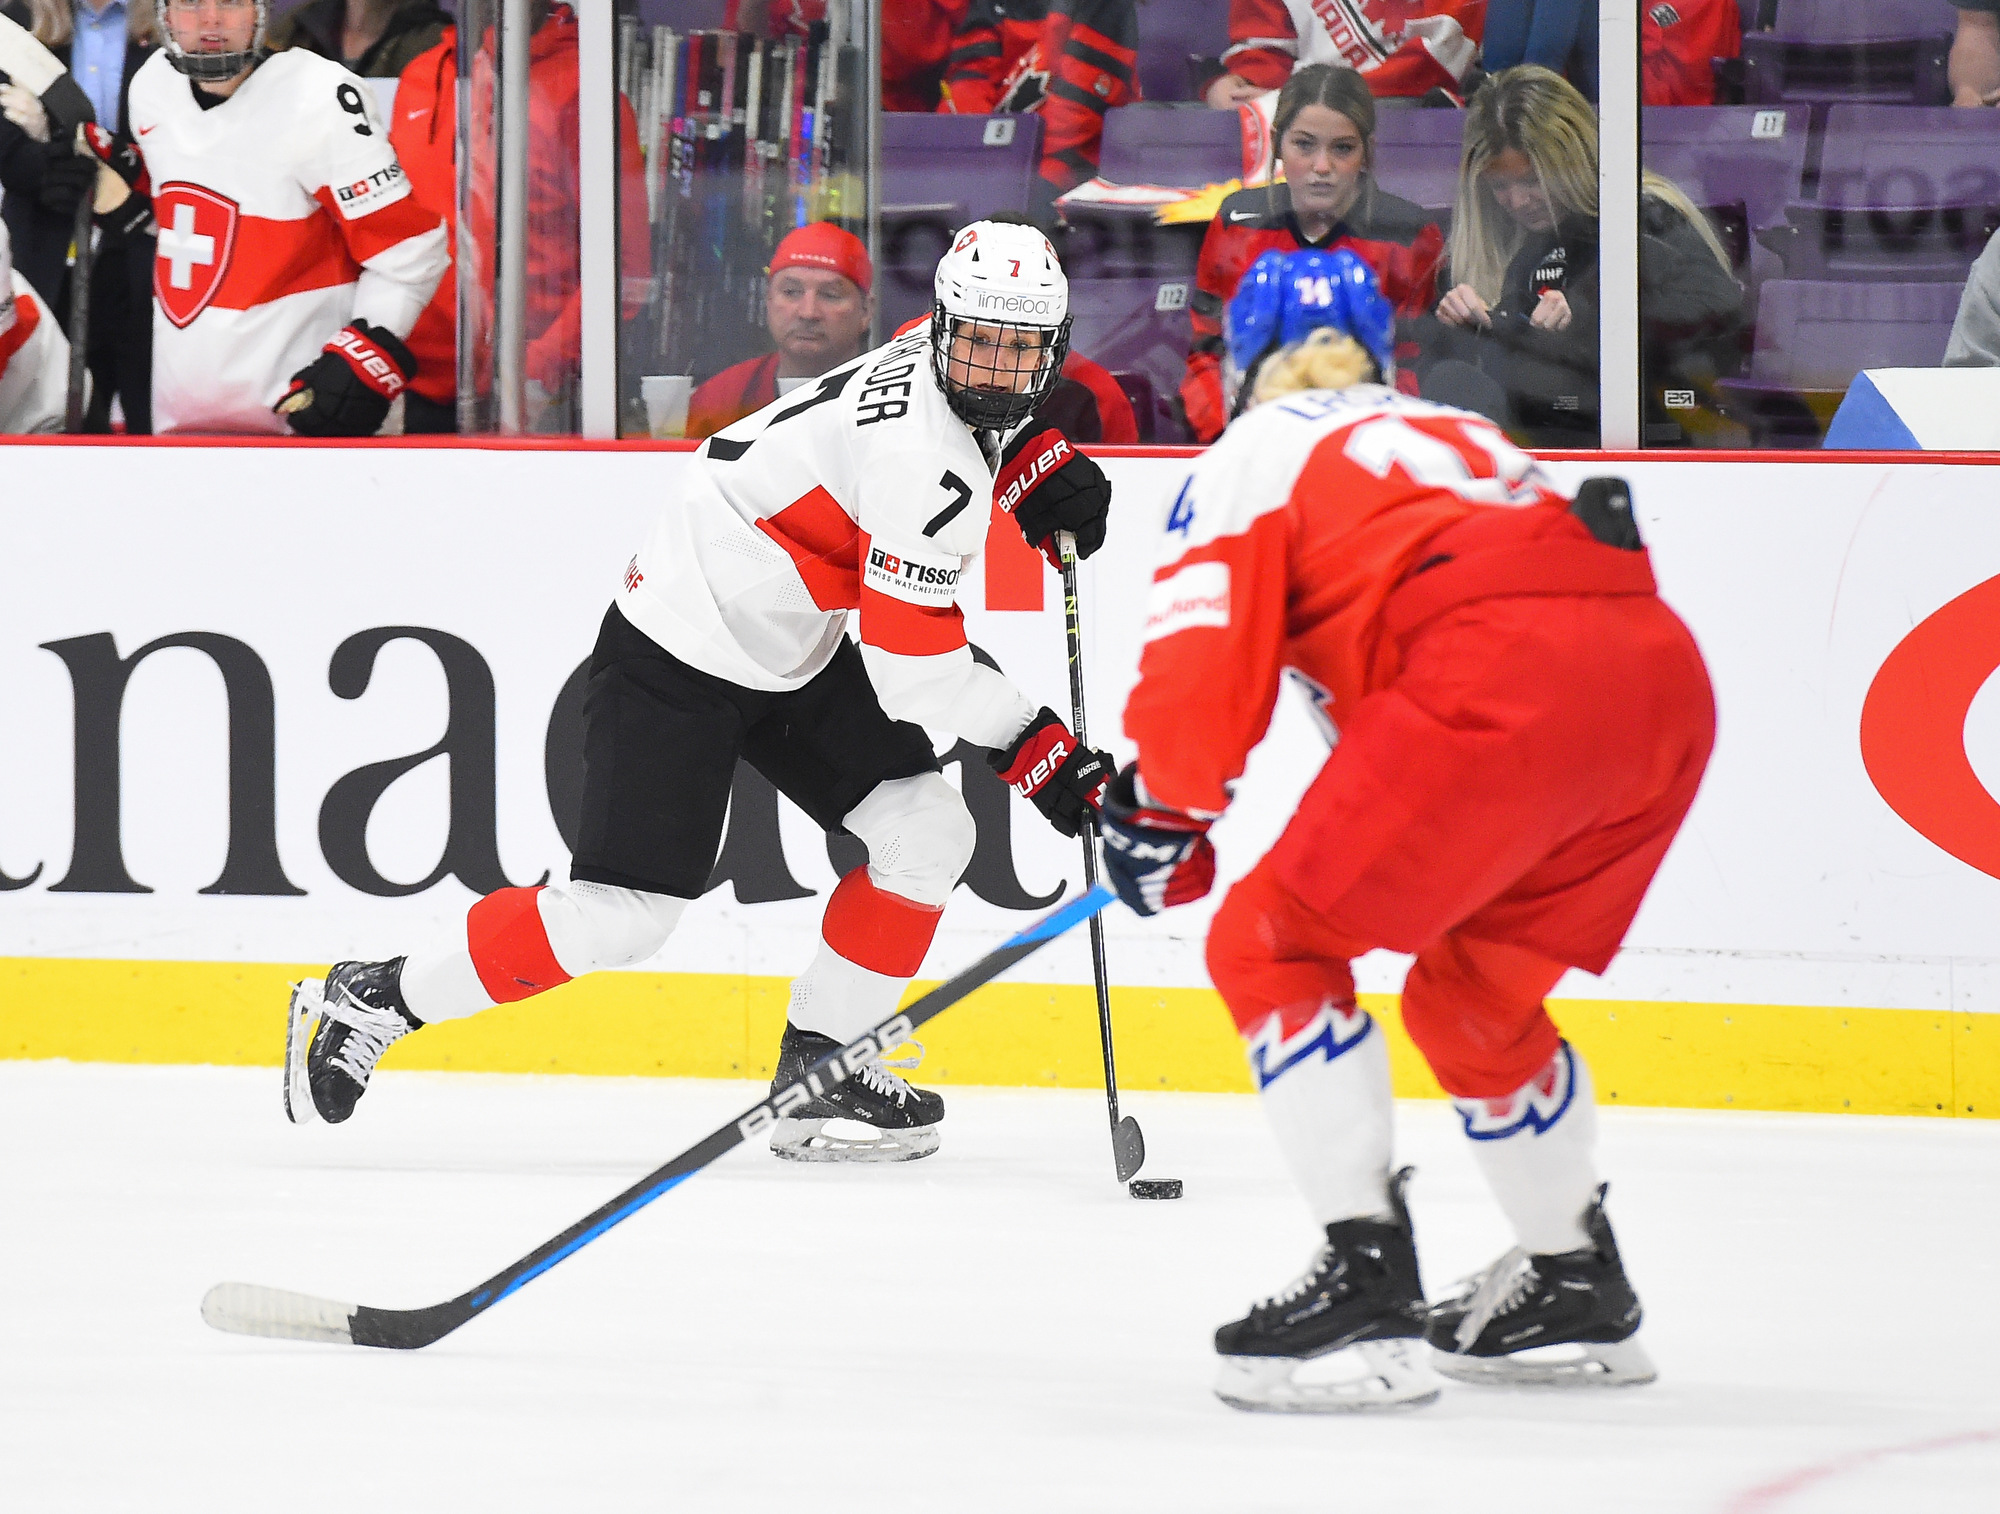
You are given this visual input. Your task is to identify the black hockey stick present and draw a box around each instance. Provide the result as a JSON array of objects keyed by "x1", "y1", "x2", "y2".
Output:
[
  {"x1": 1057, "y1": 532, "x2": 1174, "y2": 1196},
  {"x1": 201, "y1": 884, "x2": 1115, "y2": 1351}
]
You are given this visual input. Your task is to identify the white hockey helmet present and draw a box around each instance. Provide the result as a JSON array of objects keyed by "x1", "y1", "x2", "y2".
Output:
[
  {"x1": 931, "y1": 219, "x2": 1072, "y2": 432},
  {"x1": 161, "y1": 0, "x2": 270, "y2": 84}
]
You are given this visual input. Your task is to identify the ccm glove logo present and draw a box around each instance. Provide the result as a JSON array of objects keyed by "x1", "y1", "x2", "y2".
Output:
[{"x1": 1097, "y1": 764, "x2": 1217, "y2": 916}]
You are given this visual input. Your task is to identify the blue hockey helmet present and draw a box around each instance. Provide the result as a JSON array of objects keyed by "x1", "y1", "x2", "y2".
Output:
[{"x1": 1223, "y1": 247, "x2": 1396, "y2": 414}]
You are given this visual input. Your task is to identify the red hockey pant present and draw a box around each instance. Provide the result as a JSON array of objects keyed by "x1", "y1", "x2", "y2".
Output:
[{"x1": 1206, "y1": 592, "x2": 1714, "y2": 1099}]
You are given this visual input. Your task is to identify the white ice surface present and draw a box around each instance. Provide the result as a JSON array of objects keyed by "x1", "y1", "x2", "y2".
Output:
[{"x1": 1, "y1": 1063, "x2": 1996, "y2": 1514}]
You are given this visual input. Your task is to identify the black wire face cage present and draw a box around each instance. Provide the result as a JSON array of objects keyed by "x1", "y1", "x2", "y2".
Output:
[
  {"x1": 162, "y1": 0, "x2": 269, "y2": 82},
  {"x1": 930, "y1": 304, "x2": 1074, "y2": 434}
]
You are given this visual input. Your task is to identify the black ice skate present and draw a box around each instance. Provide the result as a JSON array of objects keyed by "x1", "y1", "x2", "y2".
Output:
[
  {"x1": 1213, "y1": 1168, "x2": 1439, "y2": 1413},
  {"x1": 284, "y1": 959, "x2": 423, "y2": 1126},
  {"x1": 767, "y1": 1023, "x2": 944, "y2": 1163},
  {"x1": 1426, "y1": 1183, "x2": 1656, "y2": 1387}
]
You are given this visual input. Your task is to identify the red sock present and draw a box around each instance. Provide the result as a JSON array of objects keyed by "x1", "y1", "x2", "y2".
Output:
[
  {"x1": 467, "y1": 886, "x2": 573, "y2": 1003},
  {"x1": 821, "y1": 869, "x2": 943, "y2": 977}
]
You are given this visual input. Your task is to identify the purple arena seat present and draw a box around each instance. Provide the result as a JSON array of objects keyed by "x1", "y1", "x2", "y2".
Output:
[
  {"x1": 877, "y1": 114, "x2": 1045, "y2": 333},
  {"x1": 1133, "y1": 0, "x2": 1232, "y2": 103},
  {"x1": 1065, "y1": 277, "x2": 1195, "y2": 443},
  {"x1": 1097, "y1": 104, "x2": 1243, "y2": 191},
  {"x1": 1643, "y1": 104, "x2": 1810, "y2": 298},
  {"x1": 1761, "y1": 106, "x2": 2000, "y2": 280},
  {"x1": 1716, "y1": 279, "x2": 1960, "y2": 445},
  {"x1": 1371, "y1": 109, "x2": 1465, "y2": 216},
  {"x1": 1110, "y1": 370, "x2": 1163, "y2": 443},
  {"x1": 1742, "y1": 0, "x2": 1957, "y2": 106}
]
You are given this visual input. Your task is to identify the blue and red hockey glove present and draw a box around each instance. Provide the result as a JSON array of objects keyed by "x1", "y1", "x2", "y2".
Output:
[
  {"x1": 1098, "y1": 764, "x2": 1216, "y2": 916},
  {"x1": 990, "y1": 706, "x2": 1113, "y2": 838}
]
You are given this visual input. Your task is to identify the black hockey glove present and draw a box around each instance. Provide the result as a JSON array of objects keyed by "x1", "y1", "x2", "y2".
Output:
[
  {"x1": 34, "y1": 140, "x2": 95, "y2": 219},
  {"x1": 994, "y1": 425, "x2": 1111, "y2": 571},
  {"x1": 1097, "y1": 765, "x2": 1216, "y2": 917},
  {"x1": 278, "y1": 321, "x2": 416, "y2": 437},
  {"x1": 989, "y1": 707, "x2": 1113, "y2": 839}
]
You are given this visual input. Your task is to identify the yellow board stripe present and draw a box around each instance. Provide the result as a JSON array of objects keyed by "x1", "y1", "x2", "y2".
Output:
[{"x1": 0, "y1": 958, "x2": 1991, "y2": 1119}]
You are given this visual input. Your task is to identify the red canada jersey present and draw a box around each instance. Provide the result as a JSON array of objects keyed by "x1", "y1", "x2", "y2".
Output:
[
  {"x1": 1223, "y1": 0, "x2": 1485, "y2": 98},
  {"x1": 943, "y1": 0, "x2": 1139, "y2": 190},
  {"x1": 126, "y1": 48, "x2": 448, "y2": 434},
  {"x1": 1182, "y1": 183, "x2": 1445, "y2": 443},
  {"x1": 1124, "y1": 385, "x2": 1571, "y2": 815},
  {"x1": 1642, "y1": 0, "x2": 1741, "y2": 108}
]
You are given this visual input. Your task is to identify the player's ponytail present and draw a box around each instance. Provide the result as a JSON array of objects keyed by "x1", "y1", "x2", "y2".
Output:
[{"x1": 1252, "y1": 329, "x2": 1374, "y2": 404}]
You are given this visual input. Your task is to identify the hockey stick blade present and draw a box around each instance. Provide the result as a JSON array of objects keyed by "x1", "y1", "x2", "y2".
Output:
[
  {"x1": 201, "y1": 885, "x2": 1115, "y2": 1351},
  {"x1": 1111, "y1": 1114, "x2": 1144, "y2": 1184}
]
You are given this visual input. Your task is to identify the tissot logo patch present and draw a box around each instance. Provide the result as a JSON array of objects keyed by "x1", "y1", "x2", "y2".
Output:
[
  {"x1": 865, "y1": 545, "x2": 960, "y2": 605},
  {"x1": 331, "y1": 161, "x2": 410, "y2": 220}
]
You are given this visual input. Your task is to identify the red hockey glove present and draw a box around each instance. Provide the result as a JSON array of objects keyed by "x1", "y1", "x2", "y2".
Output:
[
  {"x1": 995, "y1": 426, "x2": 1111, "y2": 571},
  {"x1": 278, "y1": 321, "x2": 416, "y2": 437},
  {"x1": 989, "y1": 706, "x2": 1113, "y2": 839},
  {"x1": 1097, "y1": 765, "x2": 1216, "y2": 916}
]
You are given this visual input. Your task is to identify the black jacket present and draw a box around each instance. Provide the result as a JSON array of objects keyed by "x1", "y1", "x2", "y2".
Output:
[
  {"x1": 266, "y1": 0, "x2": 450, "y2": 79},
  {"x1": 0, "y1": 1, "x2": 155, "y2": 311},
  {"x1": 1419, "y1": 195, "x2": 1744, "y2": 447}
]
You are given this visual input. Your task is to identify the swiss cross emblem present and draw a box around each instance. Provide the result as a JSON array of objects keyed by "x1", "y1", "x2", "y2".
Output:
[{"x1": 152, "y1": 182, "x2": 240, "y2": 329}]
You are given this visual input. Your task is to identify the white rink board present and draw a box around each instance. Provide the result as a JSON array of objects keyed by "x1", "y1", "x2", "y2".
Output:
[{"x1": 4, "y1": 444, "x2": 2000, "y2": 1013}]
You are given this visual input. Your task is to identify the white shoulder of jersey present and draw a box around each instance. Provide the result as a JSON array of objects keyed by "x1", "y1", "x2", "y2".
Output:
[{"x1": 1160, "y1": 384, "x2": 1547, "y2": 565}]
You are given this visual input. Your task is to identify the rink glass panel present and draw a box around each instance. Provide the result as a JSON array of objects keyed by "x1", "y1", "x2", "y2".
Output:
[
  {"x1": 1639, "y1": 0, "x2": 1993, "y2": 449},
  {"x1": 608, "y1": 1, "x2": 873, "y2": 440}
]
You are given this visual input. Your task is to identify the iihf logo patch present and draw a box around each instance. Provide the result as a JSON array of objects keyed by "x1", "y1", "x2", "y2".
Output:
[
  {"x1": 1453, "y1": 1043, "x2": 1579, "y2": 1141},
  {"x1": 1247, "y1": 1002, "x2": 1374, "y2": 1090}
]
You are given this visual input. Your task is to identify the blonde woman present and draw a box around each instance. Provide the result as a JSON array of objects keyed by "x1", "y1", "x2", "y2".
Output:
[
  {"x1": 1423, "y1": 65, "x2": 1743, "y2": 446},
  {"x1": 1104, "y1": 247, "x2": 1713, "y2": 1411},
  {"x1": 0, "y1": 0, "x2": 159, "y2": 428}
]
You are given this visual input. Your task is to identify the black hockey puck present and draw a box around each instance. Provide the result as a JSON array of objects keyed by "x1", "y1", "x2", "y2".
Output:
[{"x1": 1128, "y1": 1178, "x2": 1183, "y2": 1200}]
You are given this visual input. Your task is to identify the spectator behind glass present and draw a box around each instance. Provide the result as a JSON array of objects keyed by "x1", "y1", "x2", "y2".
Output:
[
  {"x1": 0, "y1": 0, "x2": 158, "y2": 431},
  {"x1": 1481, "y1": 0, "x2": 1740, "y2": 105},
  {"x1": 1945, "y1": 224, "x2": 2000, "y2": 363},
  {"x1": 1952, "y1": 2, "x2": 2000, "y2": 107},
  {"x1": 939, "y1": 1, "x2": 1139, "y2": 196},
  {"x1": 1419, "y1": 65, "x2": 1742, "y2": 447},
  {"x1": 1206, "y1": 0, "x2": 1483, "y2": 108},
  {"x1": 1180, "y1": 64, "x2": 1445, "y2": 443},
  {"x1": 456, "y1": 2, "x2": 649, "y2": 433},
  {"x1": 685, "y1": 222, "x2": 874, "y2": 440},
  {"x1": 267, "y1": 0, "x2": 447, "y2": 79}
]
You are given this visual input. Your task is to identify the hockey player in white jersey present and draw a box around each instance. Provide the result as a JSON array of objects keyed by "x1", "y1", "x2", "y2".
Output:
[
  {"x1": 0, "y1": 221, "x2": 70, "y2": 434},
  {"x1": 82, "y1": 0, "x2": 446, "y2": 435},
  {"x1": 281, "y1": 221, "x2": 1116, "y2": 1162}
]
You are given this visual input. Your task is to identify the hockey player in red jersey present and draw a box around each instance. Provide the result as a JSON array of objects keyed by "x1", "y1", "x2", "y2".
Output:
[
  {"x1": 283, "y1": 221, "x2": 1116, "y2": 1164},
  {"x1": 84, "y1": 0, "x2": 447, "y2": 435},
  {"x1": 1099, "y1": 248, "x2": 1713, "y2": 1409}
]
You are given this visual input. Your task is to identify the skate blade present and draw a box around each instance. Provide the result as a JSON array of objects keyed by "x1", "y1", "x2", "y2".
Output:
[
  {"x1": 769, "y1": 1116, "x2": 940, "y2": 1164},
  {"x1": 1431, "y1": 1334, "x2": 1657, "y2": 1388},
  {"x1": 283, "y1": 981, "x2": 322, "y2": 1127},
  {"x1": 1216, "y1": 1339, "x2": 1441, "y2": 1414}
]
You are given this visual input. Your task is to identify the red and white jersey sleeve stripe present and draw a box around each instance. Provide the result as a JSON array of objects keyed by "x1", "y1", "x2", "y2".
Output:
[{"x1": 0, "y1": 270, "x2": 68, "y2": 435}]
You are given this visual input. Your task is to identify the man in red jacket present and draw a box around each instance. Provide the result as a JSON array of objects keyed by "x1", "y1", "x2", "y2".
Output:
[{"x1": 685, "y1": 221, "x2": 874, "y2": 440}]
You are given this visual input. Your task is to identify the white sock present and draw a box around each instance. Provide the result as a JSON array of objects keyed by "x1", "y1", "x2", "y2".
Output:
[
  {"x1": 785, "y1": 940, "x2": 909, "y2": 1044},
  {"x1": 1454, "y1": 1042, "x2": 1600, "y2": 1255},
  {"x1": 1247, "y1": 1002, "x2": 1397, "y2": 1228},
  {"x1": 398, "y1": 945, "x2": 493, "y2": 1024}
]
